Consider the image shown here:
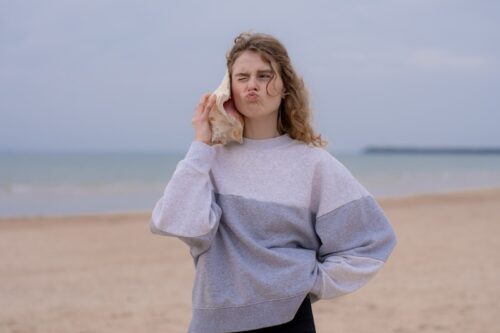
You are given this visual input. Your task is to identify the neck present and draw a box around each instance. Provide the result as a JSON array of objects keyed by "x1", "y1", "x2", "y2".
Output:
[{"x1": 243, "y1": 114, "x2": 280, "y2": 139}]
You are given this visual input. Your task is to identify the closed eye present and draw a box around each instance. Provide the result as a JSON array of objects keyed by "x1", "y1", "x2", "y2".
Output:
[{"x1": 234, "y1": 72, "x2": 273, "y2": 81}]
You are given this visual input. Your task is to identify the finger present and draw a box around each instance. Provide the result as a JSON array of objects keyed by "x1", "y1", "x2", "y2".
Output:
[
  {"x1": 196, "y1": 93, "x2": 211, "y2": 114},
  {"x1": 209, "y1": 94, "x2": 217, "y2": 105},
  {"x1": 203, "y1": 94, "x2": 216, "y2": 114}
]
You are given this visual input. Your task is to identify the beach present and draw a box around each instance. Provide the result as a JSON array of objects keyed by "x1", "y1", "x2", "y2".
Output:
[{"x1": 1, "y1": 188, "x2": 499, "y2": 333}]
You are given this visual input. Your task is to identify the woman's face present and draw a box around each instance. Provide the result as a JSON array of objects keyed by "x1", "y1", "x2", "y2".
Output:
[{"x1": 230, "y1": 51, "x2": 284, "y2": 122}]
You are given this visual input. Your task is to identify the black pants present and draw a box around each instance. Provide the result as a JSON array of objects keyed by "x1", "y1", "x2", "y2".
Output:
[{"x1": 237, "y1": 296, "x2": 316, "y2": 333}]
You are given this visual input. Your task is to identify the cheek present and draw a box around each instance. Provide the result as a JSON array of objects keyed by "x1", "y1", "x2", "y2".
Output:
[
  {"x1": 231, "y1": 84, "x2": 240, "y2": 98},
  {"x1": 267, "y1": 78, "x2": 284, "y2": 97},
  {"x1": 267, "y1": 82, "x2": 283, "y2": 104},
  {"x1": 270, "y1": 97, "x2": 282, "y2": 111},
  {"x1": 231, "y1": 84, "x2": 245, "y2": 98},
  {"x1": 230, "y1": 87, "x2": 244, "y2": 110}
]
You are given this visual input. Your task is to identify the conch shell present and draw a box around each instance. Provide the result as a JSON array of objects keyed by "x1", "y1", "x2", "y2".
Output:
[{"x1": 208, "y1": 71, "x2": 244, "y2": 145}]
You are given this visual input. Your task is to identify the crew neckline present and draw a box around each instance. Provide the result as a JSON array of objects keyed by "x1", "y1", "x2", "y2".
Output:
[{"x1": 242, "y1": 133, "x2": 293, "y2": 149}]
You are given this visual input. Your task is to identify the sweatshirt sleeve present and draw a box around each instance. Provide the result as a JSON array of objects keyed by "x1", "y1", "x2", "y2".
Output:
[
  {"x1": 150, "y1": 141, "x2": 222, "y2": 259},
  {"x1": 308, "y1": 152, "x2": 397, "y2": 303}
]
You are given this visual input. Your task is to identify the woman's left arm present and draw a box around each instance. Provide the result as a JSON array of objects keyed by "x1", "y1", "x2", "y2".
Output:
[
  {"x1": 308, "y1": 152, "x2": 397, "y2": 302},
  {"x1": 309, "y1": 195, "x2": 397, "y2": 302}
]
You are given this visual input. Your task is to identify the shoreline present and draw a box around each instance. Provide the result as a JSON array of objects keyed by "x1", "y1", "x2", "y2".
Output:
[
  {"x1": 377, "y1": 185, "x2": 500, "y2": 203},
  {"x1": 2, "y1": 185, "x2": 500, "y2": 221}
]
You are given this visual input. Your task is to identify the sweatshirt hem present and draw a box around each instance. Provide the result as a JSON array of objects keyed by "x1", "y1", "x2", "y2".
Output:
[
  {"x1": 189, "y1": 291, "x2": 309, "y2": 333},
  {"x1": 192, "y1": 289, "x2": 309, "y2": 310}
]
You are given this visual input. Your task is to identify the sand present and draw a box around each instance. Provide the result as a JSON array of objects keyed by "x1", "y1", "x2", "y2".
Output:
[{"x1": 1, "y1": 188, "x2": 499, "y2": 333}]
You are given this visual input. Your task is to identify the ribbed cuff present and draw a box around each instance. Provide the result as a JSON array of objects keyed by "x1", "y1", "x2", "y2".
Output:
[{"x1": 309, "y1": 263, "x2": 323, "y2": 302}]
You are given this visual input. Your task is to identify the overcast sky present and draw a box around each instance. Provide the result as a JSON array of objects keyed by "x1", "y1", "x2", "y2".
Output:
[{"x1": 1, "y1": 0, "x2": 499, "y2": 153}]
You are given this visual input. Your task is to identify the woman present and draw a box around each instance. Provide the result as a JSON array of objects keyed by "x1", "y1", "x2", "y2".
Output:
[{"x1": 150, "y1": 32, "x2": 397, "y2": 333}]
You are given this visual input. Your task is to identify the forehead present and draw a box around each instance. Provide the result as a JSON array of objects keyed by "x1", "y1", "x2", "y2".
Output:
[{"x1": 232, "y1": 51, "x2": 277, "y2": 73}]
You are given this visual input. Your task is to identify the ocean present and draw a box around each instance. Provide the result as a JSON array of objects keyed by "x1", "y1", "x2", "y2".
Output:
[{"x1": 1, "y1": 151, "x2": 500, "y2": 218}]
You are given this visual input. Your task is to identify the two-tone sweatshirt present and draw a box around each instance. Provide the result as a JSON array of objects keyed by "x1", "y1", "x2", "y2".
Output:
[{"x1": 150, "y1": 133, "x2": 397, "y2": 333}]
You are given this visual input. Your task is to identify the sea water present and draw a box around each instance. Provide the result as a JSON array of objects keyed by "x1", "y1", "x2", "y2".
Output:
[{"x1": 1, "y1": 151, "x2": 500, "y2": 218}]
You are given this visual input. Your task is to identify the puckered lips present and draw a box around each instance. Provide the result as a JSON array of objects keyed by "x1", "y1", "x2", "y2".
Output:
[{"x1": 246, "y1": 92, "x2": 259, "y2": 101}]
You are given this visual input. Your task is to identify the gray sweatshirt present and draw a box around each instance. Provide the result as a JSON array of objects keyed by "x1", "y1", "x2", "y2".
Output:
[{"x1": 150, "y1": 134, "x2": 397, "y2": 333}]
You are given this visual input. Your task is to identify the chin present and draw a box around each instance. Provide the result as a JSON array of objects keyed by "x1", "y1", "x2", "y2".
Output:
[{"x1": 239, "y1": 106, "x2": 263, "y2": 117}]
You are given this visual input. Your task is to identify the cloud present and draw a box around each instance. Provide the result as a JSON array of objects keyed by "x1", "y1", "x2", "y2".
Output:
[{"x1": 410, "y1": 47, "x2": 495, "y2": 71}]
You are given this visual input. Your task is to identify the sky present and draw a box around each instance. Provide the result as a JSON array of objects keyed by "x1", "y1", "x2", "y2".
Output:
[{"x1": 1, "y1": 0, "x2": 499, "y2": 153}]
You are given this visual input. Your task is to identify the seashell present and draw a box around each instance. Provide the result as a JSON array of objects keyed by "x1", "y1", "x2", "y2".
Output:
[{"x1": 208, "y1": 71, "x2": 244, "y2": 145}]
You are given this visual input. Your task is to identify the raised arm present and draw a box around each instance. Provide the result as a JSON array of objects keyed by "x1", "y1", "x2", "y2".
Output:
[{"x1": 150, "y1": 93, "x2": 222, "y2": 259}]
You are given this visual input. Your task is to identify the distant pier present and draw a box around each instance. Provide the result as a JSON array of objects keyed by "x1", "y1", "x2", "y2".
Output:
[{"x1": 363, "y1": 147, "x2": 500, "y2": 155}]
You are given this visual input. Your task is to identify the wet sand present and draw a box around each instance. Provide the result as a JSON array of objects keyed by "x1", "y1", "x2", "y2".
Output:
[{"x1": 1, "y1": 188, "x2": 499, "y2": 333}]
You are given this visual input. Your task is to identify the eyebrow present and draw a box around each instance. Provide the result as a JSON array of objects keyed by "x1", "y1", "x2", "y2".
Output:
[{"x1": 234, "y1": 69, "x2": 273, "y2": 76}]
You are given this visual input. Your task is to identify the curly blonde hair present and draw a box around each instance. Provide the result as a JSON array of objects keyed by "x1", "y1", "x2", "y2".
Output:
[{"x1": 226, "y1": 32, "x2": 326, "y2": 147}]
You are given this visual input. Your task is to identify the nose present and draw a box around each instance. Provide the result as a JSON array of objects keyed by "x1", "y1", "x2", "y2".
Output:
[{"x1": 247, "y1": 76, "x2": 258, "y2": 91}]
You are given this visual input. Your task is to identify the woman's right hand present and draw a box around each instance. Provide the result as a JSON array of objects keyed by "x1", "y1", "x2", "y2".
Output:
[{"x1": 192, "y1": 93, "x2": 216, "y2": 145}]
